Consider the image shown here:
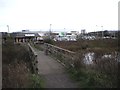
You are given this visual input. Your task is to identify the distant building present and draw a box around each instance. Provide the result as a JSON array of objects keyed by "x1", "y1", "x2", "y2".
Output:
[
  {"x1": 2, "y1": 32, "x2": 8, "y2": 44},
  {"x1": 71, "y1": 31, "x2": 79, "y2": 35},
  {"x1": 22, "y1": 30, "x2": 29, "y2": 33},
  {"x1": 81, "y1": 29, "x2": 86, "y2": 35},
  {"x1": 84, "y1": 30, "x2": 119, "y2": 39},
  {"x1": 50, "y1": 31, "x2": 79, "y2": 41},
  {"x1": 12, "y1": 30, "x2": 45, "y2": 43}
]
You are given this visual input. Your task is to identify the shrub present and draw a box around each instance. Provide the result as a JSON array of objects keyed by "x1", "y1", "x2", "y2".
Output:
[
  {"x1": 2, "y1": 36, "x2": 43, "y2": 88},
  {"x1": 44, "y1": 38, "x2": 54, "y2": 45}
]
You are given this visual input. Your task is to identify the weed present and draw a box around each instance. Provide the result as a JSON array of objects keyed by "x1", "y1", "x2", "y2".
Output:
[{"x1": 29, "y1": 74, "x2": 44, "y2": 88}]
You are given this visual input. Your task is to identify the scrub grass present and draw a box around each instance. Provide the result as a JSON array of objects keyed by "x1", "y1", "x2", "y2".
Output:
[
  {"x1": 54, "y1": 39, "x2": 118, "y2": 88},
  {"x1": 2, "y1": 36, "x2": 44, "y2": 88}
]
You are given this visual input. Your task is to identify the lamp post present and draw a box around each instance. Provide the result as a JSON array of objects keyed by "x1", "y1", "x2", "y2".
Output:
[
  {"x1": 7, "y1": 25, "x2": 9, "y2": 33},
  {"x1": 96, "y1": 25, "x2": 104, "y2": 39},
  {"x1": 49, "y1": 24, "x2": 52, "y2": 39},
  {"x1": 95, "y1": 25, "x2": 97, "y2": 37},
  {"x1": 64, "y1": 28, "x2": 66, "y2": 36},
  {"x1": 96, "y1": 25, "x2": 99, "y2": 38},
  {"x1": 7, "y1": 25, "x2": 10, "y2": 36},
  {"x1": 101, "y1": 26, "x2": 104, "y2": 39}
]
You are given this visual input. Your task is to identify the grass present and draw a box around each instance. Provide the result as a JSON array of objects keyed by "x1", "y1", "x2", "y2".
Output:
[
  {"x1": 33, "y1": 43, "x2": 44, "y2": 51},
  {"x1": 54, "y1": 39, "x2": 118, "y2": 52},
  {"x1": 67, "y1": 67, "x2": 117, "y2": 88},
  {"x1": 29, "y1": 74, "x2": 44, "y2": 88},
  {"x1": 30, "y1": 38, "x2": 118, "y2": 88},
  {"x1": 52, "y1": 39, "x2": 118, "y2": 88},
  {"x1": 29, "y1": 42, "x2": 44, "y2": 51},
  {"x1": 68, "y1": 50, "x2": 118, "y2": 88},
  {"x1": 2, "y1": 36, "x2": 44, "y2": 88}
]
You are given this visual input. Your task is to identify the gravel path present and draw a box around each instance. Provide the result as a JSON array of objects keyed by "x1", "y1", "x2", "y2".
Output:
[{"x1": 36, "y1": 50, "x2": 78, "y2": 88}]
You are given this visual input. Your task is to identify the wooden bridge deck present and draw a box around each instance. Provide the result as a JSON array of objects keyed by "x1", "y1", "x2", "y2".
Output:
[{"x1": 34, "y1": 48, "x2": 78, "y2": 88}]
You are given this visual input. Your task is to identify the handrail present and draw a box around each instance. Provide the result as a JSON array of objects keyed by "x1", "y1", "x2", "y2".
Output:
[
  {"x1": 28, "y1": 43, "x2": 38, "y2": 74},
  {"x1": 44, "y1": 43, "x2": 75, "y2": 54},
  {"x1": 44, "y1": 43, "x2": 76, "y2": 68},
  {"x1": 28, "y1": 43, "x2": 37, "y2": 56}
]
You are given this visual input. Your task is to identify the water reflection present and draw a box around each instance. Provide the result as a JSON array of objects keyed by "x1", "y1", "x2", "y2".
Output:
[
  {"x1": 83, "y1": 52, "x2": 117, "y2": 65},
  {"x1": 83, "y1": 52, "x2": 94, "y2": 64},
  {"x1": 102, "y1": 54, "x2": 112, "y2": 59}
]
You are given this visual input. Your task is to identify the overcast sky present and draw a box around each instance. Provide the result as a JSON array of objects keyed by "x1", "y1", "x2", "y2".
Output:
[{"x1": 0, "y1": 0, "x2": 119, "y2": 32}]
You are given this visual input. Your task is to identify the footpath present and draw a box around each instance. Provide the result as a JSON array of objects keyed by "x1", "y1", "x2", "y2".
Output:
[{"x1": 34, "y1": 47, "x2": 78, "y2": 88}]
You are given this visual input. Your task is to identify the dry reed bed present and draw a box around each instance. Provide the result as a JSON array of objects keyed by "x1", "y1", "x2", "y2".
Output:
[{"x1": 53, "y1": 39, "x2": 118, "y2": 88}]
